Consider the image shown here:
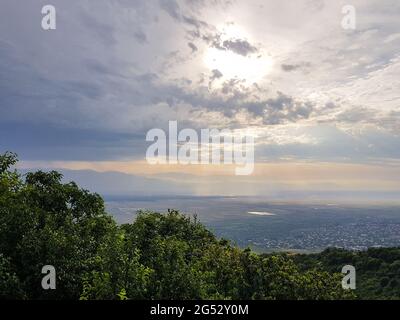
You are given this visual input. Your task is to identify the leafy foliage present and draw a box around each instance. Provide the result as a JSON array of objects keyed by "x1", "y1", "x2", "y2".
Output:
[
  {"x1": 294, "y1": 247, "x2": 400, "y2": 299},
  {"x1": 0, "y1": 152, "x2": 355, "y2": 300}
]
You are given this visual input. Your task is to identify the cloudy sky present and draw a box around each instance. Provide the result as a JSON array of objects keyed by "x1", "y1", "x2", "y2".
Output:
[{"x1": 1, "y1": 0, "x2": 400, "y2": 200}]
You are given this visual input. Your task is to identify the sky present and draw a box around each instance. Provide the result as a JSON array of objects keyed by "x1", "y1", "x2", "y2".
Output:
[{"x1": 1, "y1": 0, "x2": 400, "y2": 200}]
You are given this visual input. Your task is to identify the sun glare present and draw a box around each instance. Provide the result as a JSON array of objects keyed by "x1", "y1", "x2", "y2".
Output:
[
  {"x1": 204, "y1": 48, "x2": 273, "y2": 83},
  {"x1": 203, "y1": 24, "x2": 273, "y2": 84}
]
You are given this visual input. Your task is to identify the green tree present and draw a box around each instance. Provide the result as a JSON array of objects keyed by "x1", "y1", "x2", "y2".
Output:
[{"x1": 0, "y1": 152, "x2": 361, "y2": 300}]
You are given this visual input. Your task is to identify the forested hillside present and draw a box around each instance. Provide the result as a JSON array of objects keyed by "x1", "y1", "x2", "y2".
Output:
[
  {"x1": 0, "y1": 152, "x2": 396, "y2": 300},
  {"x1": 293, "y1": 247, "x2": 400, "y2": 299}
]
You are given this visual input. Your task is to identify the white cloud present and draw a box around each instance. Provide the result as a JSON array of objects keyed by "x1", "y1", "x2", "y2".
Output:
[{"x1": 0, "y1": 0, "x2": 399, "y2": 163}]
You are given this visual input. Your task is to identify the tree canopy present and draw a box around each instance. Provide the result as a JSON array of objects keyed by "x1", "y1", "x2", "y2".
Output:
[{"x1": 0, "y1": 152, "x2": 355, "y2": 300}]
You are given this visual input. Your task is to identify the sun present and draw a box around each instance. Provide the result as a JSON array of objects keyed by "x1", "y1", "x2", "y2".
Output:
[
  {"x1": 203, "y1": 25, "x2": 273, "y2": 84},
  {"x1": 204, "y1": 48, "x2": 272, "y2": 83}
]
